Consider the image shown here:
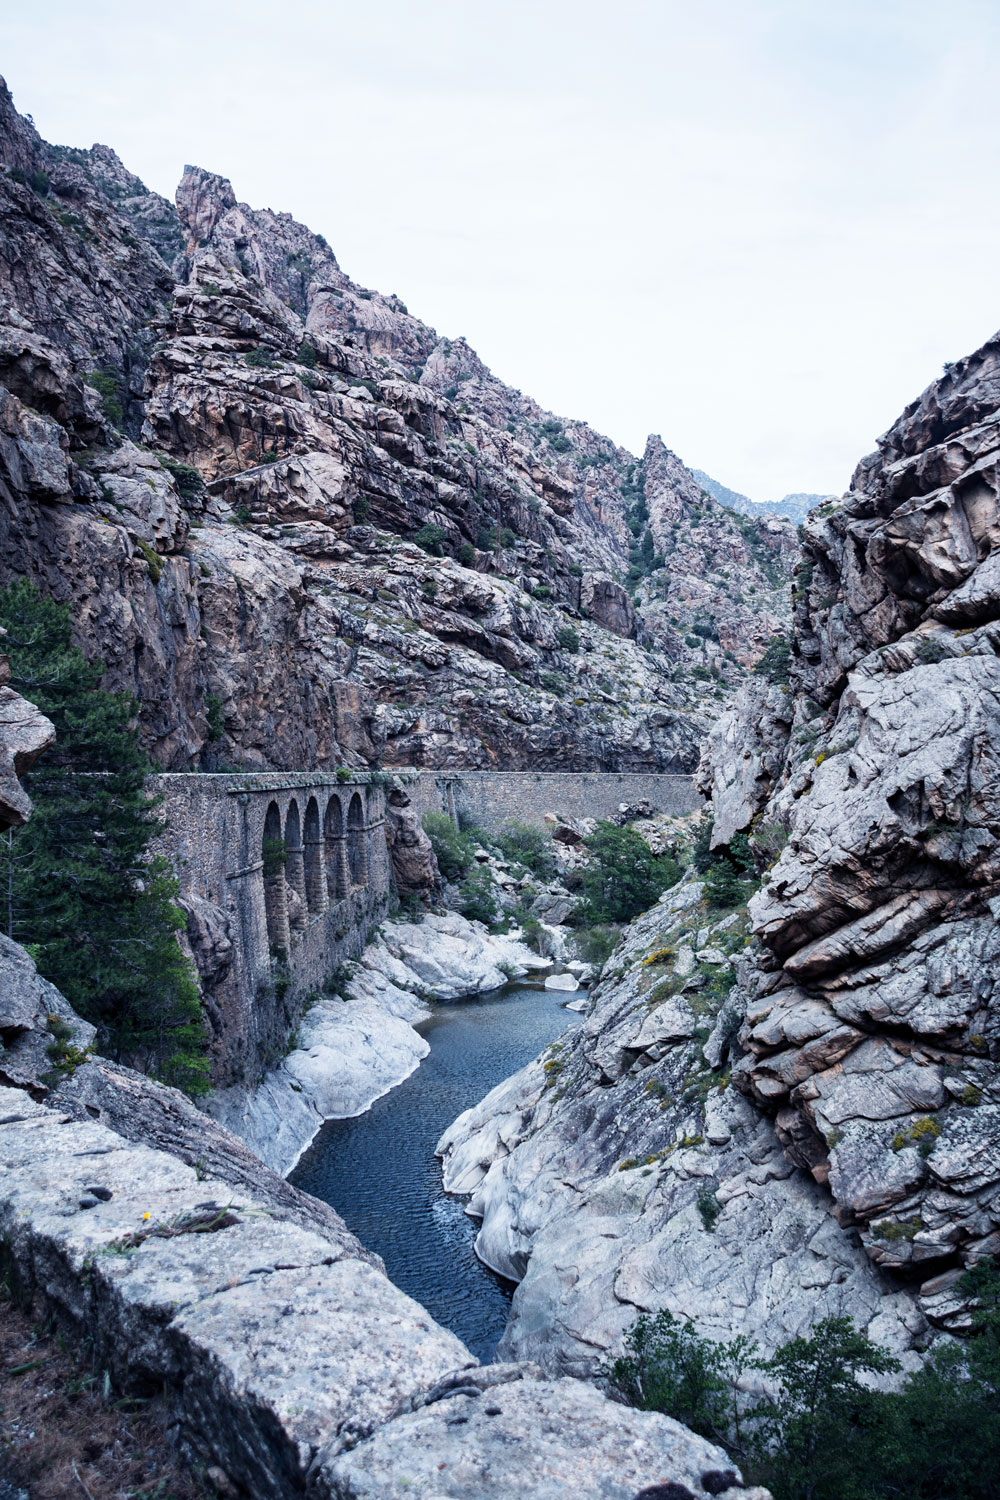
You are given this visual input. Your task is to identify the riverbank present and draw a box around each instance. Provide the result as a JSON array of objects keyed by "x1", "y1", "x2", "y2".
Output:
[
  {"x1": 291, "y1": 979, "x2": 580, "y2": 1360},
  {"x1": 208, "y1": 912, "x2": 549, "y2": 1175}
]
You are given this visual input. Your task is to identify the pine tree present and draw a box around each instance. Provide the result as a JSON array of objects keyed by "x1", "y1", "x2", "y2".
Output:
[{"x1": 0, "y1": 579, "x2": 208, "y2": 1094}]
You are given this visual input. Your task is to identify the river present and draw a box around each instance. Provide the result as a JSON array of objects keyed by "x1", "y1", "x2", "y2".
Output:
[{"x1": 290, "y1": 980, "x2": 580, "y2": 1362}]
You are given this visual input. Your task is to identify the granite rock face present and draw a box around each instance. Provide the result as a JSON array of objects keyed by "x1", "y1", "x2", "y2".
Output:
[
  {"x1": 438, "y1": 884, "x2": 928, "y2": 1376},
  {"x1": 697, "y1": 334, "x2": 1000, "y2": 1328},
  {"x1": 0, "y1": 677, "x2": 54, "y2": 828},
  {"x1": 325, "y1": 1372, "x2": 762, "y2": 1500},
  {"x1": 439, "y1": 329, "x2": 1000, "y2": 1374},
  {"x1": 0, "y1": 78, "x2": 792, "y2": 775},
  {"x1": 0, "y1": 931, "x2": 762, "y2": 1500}
]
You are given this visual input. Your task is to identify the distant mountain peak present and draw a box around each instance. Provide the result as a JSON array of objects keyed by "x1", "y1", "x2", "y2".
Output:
[{"x1": 692, "y1": 469, "x2": 831, "y2": 524}]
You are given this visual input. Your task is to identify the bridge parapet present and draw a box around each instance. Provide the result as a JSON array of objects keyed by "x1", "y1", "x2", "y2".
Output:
[{"x1": 397, "y1": 769, "x2": 703, "y2": 834}]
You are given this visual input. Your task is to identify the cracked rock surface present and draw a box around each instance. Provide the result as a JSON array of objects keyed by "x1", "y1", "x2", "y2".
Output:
[
  {"x1": 0, "y1": 76, "x2": 792, "y2": 775},
  {"x1": 439, "y1": 326, "x2": 1000, "y2": 1373}
]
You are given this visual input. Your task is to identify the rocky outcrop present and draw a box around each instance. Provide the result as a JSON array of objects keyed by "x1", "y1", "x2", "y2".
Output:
[
  {"x1": 437, "y1": 327, "x2": 1000, "y2": 1373},
  {"x1": 0, "y1": 78, "x2": 792, "y2": 774},
  {"x1": 438, "y1": 881, "x2": 928, "y2": 1375},
  {"x1": 690, "y1": 338, "x2": 1000, "y2": 1328},
  {"x1": 0, "y1": 661, "x2": 53, "y2": 828},
  {"x1": 637, "y1": 437, "x2": 798, "y2": 673},
  {"x1": 0, "y1": 933, "x2": 760, "y2": 1500},
  {"x1": 384, "y1": 784, "x2": 441, "y2": 897}
]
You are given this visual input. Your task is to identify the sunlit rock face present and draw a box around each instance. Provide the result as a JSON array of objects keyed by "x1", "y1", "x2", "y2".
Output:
[{"x1": 0, "y1": 76, "x2": 793, "y2": 775}]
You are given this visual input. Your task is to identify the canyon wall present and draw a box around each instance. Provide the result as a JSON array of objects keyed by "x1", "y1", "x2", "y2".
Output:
[
  {"x1": 438, "y1": 328, "x2": 1000, "y2": 1374},
  {"x1": 0, "y1": 77, "x2": 794, "y2": 776}
]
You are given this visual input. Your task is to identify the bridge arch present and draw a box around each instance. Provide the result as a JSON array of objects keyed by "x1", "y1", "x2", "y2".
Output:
[
  {"x1": 347, "y1": 791, "x2": 368, "y2": 888},
  {"x1": 303, "y1": 795, "x2": 327, "y2": 914},
  {"x1": 284, "y1": 799, "x2": 306, "y2": 930},
  {"x1": 325, "y1": 794, "x2": 348, "y2": 901},
  {"x1": 262, "y1": 800, "x2": 290, "y2": 955}
]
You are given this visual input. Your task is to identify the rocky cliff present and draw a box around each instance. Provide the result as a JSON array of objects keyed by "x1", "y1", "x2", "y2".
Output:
[
  {"x1": 0, "y1": 78, "x2": 793, "y2": 773},
  {"x1": 0, "y1": 676, "x2": 763, "y2": 1499},
  {"x1": 438, "y1": 329, "x2": 1000, "y2": 1375}
]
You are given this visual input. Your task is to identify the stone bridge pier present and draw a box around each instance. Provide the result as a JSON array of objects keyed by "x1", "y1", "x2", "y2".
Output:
[{"x1": 148, "y1": 773, "x2": 391, "y2": 1088}]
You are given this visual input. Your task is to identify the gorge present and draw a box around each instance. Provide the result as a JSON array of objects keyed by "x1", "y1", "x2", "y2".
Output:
[{"x1": 0, "y1": 65, "x2": 998, "y2": 1500}]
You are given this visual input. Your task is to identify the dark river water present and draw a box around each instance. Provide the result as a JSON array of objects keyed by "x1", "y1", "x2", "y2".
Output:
[{"x1": 290, "y1": 981, "x2": 579, "y2": 1362}]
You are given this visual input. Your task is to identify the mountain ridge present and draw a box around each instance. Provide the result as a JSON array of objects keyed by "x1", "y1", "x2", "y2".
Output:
[{"x1": 0, "y1": 76, "x2": 795, "y2": 773}]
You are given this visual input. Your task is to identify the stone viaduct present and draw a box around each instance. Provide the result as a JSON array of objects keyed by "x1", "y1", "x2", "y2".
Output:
[
  {"x1": 151, "y1": 768, "x2": 702, "y2": 1088},
  {"x1": 148, "y1": 773, "x2": 391, "y2": 1088},
  {"x1": 402, "y1": 769, "x2": 703, "y2": 833}
]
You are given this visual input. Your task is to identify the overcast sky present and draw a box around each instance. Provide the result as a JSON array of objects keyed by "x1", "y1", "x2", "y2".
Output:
[{"x1": 5, "y1": 0, "x2": 1000, "y2": 501}]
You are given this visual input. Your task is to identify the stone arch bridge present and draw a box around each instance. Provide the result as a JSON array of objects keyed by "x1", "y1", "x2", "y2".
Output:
[
  {"x1": 148, "y1": 773, "x2": 391, "y2": 1088},
  {"x1": 150, "y1": 768, "x2": 702, "y2": 1089}
]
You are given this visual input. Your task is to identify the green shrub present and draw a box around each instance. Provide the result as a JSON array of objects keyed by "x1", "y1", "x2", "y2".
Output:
[
  {"x1": 495, "y1": 821, "x2": 557, "y2": 878},
  {"x1": 414, "y1": 523, "x2": 447, "y2": 556},
  {"x1": 573, "y1": 924, "x2": 620, "y2": 972},
  {"x1": 607, "y1": 1263, "x2": 1000, "y2": 1500},
  {"x1": 455, "y1": 541, "x2": 476, "y2": 566},
  {"x1": 728, "y1": 829, "x2": 755, "y2": 872},
  {"x1": 696, "y1": 1186, "x2": 722, "y2": 1232},
  {"x1": 531, "y1": 584, "x2": 554, "y2": 601},
  {"x1": 499, "y1": 526, "x2": 518, "y2": 549},
  {"x1": 420, "y1": 577, "x2": 438, "y2": 601},
  {"x1": 753, "y1": 635, "x2": 792, "y2": 684},
  {"x1": 518, "y1": 911, "x2": 545, "y2": 952},
  {"x1": 557, "y1": 624, "x2": 580, "y2": 653},
  {"x1": 134, "y1": 537, "x2": 162, "y2": 584},
  {"x1": 205, "y1": 691, "x2": 224, "y2": 742},
  {"x1": 295, "y1": 340, "x2": 318, "y2": 367},
  {"x1": 605, "y1": 1310, "x2": 747, "y2": 1441},
  {"x1": 83, "y1": 370, "x2": 124, "y2": 427},
  {"x1": 703, "y1": 862, "x2": 744, "y2": 910},
  {"x1": 915, "y1": 634, "x2": 948, "y2": 664},
  {"x1": 691, "y1": 814, "x2": 715, "y2": 873},
  {"x1": 456, "y1": 865, "x2": 499, "y2": 925},
  {"x1": 422, "y1": 812, "x2": 476, "y2": 882},
  {"x1": 12, "y1": 165, "x2": 51, "y2": 196},
  {"x1": 261, "y1": 836, "x2": 288, "y2": 877},
  {"x1": 158, "y1": 454, "x2": 204, "y2": 501},
  {"x1": 245, "y1": 346, "x2": 275, "y2": 368},
  {"x1": 577, "y1": 823, "x2": 680, "y2": 924}
]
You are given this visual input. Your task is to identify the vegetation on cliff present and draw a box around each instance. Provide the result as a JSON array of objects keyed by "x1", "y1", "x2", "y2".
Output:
[
  {"x1": 609, "y1": 1261, "x2": 1000, "y2": 1500},
  {"x1": 0, "y1": 580, "x2": 207, "y2": 1092}
]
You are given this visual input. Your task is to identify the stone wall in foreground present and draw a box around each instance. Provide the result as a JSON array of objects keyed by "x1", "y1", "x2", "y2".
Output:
[
  {"x1": 0, "y1": 1074, "x2": 758, "y2": 1500},
  {"x1": 402, "y1": 769, "x2": 703, "y2": 833}
]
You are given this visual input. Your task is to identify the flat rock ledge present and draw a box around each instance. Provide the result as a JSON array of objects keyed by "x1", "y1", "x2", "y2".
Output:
[{"x1": 0, "y1": 1084, "x2": 755, "y2": 1500}]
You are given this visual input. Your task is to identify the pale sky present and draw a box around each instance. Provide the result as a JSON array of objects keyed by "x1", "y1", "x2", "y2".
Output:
[{"x1": 5, "y1": 0, "x2": 1000, "y2": 501}]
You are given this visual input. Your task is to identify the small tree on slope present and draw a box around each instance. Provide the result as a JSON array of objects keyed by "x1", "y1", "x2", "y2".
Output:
[{"x1": 0, "y1": 579, "x2": 208, "y2": 1094}]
